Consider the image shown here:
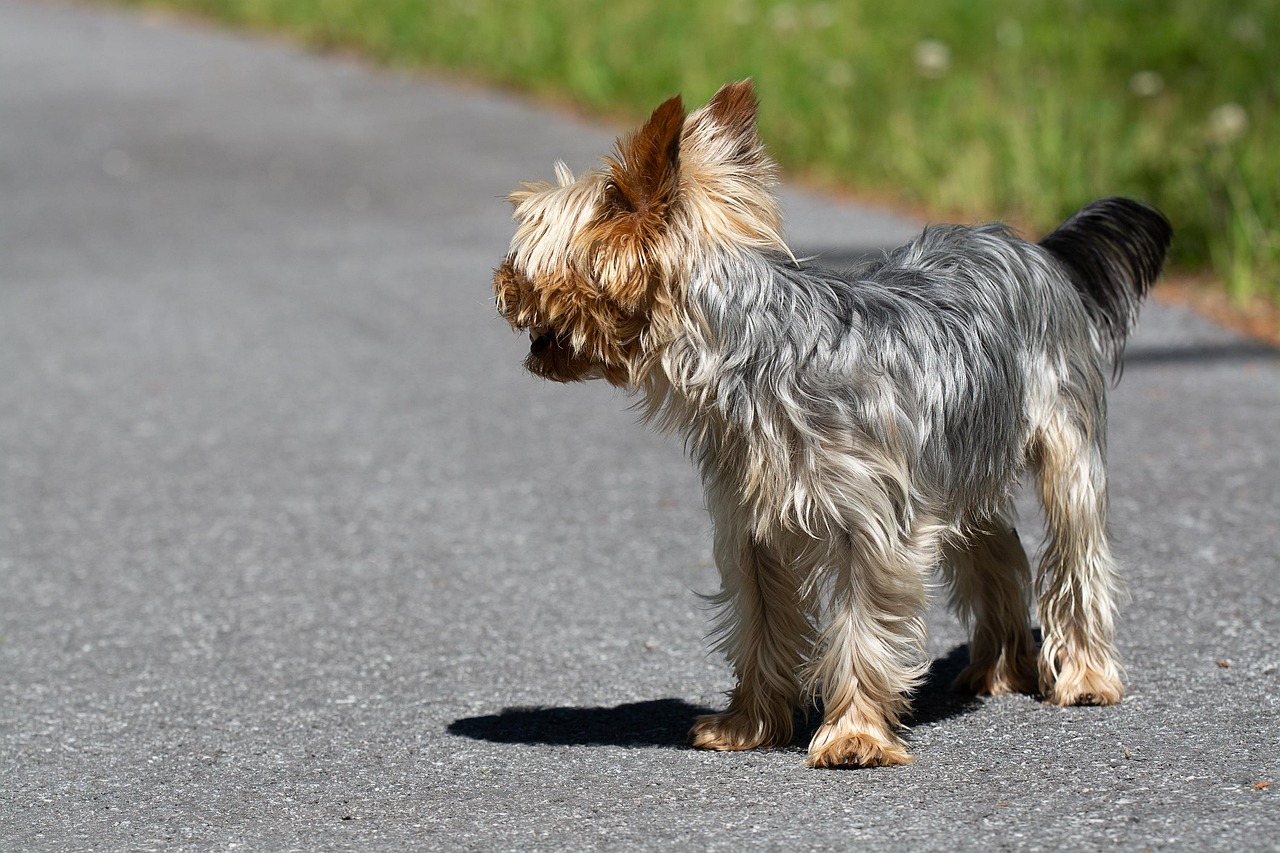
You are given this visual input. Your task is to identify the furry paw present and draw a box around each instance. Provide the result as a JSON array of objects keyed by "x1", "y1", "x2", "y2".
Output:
[
  {"x1": 806, "y1": 725, "x2": 914, "y2": 768},
  {"x1": 953, "y1": 656, "x2": 1038, "y2": 696},
  {"x1": 1041, "y1": 659, "x2": 1124, "y2": 706},
  {"x1": 689, "y1": 709, "x2": 791, "y2": 751}
]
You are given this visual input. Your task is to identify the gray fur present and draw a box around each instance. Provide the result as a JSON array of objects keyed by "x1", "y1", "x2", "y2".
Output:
[
  {"x1": 654, "y1": 203, "x2": 1168, "y2": 764},
  {"x1": 664, "y1": 220, "x2": 1132, "y2": 535}
]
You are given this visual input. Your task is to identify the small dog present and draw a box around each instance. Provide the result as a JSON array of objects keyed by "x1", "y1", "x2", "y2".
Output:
[{"x1": 493, "y1": 81, "x2": 1170, "y2": 768}]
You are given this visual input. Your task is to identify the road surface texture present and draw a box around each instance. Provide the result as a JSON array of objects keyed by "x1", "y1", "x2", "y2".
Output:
[{"x1": 2, "y1": 1, "x2": 1277, "y2": 850}]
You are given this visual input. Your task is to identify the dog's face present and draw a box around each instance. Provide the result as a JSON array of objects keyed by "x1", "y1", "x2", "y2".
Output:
[
  {"x1": 493, "y1": 95, "x2": 684, "y2": 385},
  {"x1": 493, "y1": 80, "x2": 786, "y2": 386}
]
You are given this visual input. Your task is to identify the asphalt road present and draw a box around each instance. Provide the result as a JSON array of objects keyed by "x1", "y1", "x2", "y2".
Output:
[{"x1": 2, "y1": 2, "x2": 1277, "y2": 850}]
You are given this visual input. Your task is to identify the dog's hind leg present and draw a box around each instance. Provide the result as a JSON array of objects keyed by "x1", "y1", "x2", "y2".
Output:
[
  {"x1": 805, "y1": 522, "x2": 934, "y2": 768},
  {"x1": 942, "y1": 521, "x2": 1038, "y2": 696},
  {"x1": 689, "y1": 500, "x2": 810, "y2": 751},
  {"x1": 1033, "y1": 405, "x2": 1125, "y2": 706}
]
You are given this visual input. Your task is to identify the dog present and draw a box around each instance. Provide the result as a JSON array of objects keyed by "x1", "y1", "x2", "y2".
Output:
[{"x1": 493, "y1": 80, "x2": 1170, "y2": 768}]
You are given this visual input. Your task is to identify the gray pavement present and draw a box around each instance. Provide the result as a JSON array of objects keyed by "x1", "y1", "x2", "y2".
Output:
[{"x1": 1, "y1": 1, "x2": 1277, "y2": 850}]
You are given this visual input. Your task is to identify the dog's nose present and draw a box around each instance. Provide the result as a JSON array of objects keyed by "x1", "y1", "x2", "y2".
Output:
[{"x1": 530, "y1": 331, "x2": 553, "y2": 354}]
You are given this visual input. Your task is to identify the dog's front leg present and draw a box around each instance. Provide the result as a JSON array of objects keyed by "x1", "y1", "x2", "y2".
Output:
[
  {"x1": 806, "y1": 526, "x2": 933, "y2": 768},
  {"x1": 689, "y1": 499, "x2": 810, "y2": 751}
]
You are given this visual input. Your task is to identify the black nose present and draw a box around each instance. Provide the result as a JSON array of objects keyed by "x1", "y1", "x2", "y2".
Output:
[{"x1": 530, "y1": 333, "x2": 553, "y2": 354}]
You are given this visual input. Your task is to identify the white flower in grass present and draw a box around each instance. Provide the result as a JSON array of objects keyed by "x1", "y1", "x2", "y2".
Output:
[
  {"x1": 769, "y1": 4, "x2": 799, "y2": 33},
  {"x1": 1129, "y1": 71, "x2": 1165, "y2": 98},
  {"x1": 727, "y1": 0, "x2": 754, "y2": 27},
  {"x1": 808, "y1": 4, "x2": 836, "y2": 29},
  {"x1": 914, "y1": 39, "x2": 951, "y2": 79},
  {"x1": 825, "y1": 60, "x2": 856, "y2": 90},
  {"x1": 1208, "y1": 103, "x2": 1249, "y2": 145},
  {"x1": 1229, "y1": 15, "x2": 1263, "y2": 47},
  {"x1": 996, "y1": 19, "x2": 1023, "y2": 49}
]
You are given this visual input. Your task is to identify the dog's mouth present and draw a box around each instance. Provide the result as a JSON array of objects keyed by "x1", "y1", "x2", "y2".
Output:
[{"x1": 523, "y1": 323, "x2": 610, "y2": 383}]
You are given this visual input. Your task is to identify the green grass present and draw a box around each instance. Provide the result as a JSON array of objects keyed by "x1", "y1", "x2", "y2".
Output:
[{"x1": 121, "y1": 0, "x2": 1279, "y2": 302}]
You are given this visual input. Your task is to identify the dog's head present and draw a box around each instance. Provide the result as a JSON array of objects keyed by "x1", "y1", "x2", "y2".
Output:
[{"x1": 493, "y1": 80, "x2": 787, "y2": 386}]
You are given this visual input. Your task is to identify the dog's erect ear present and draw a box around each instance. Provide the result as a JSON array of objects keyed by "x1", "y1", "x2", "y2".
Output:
[
  {"x1": 686, "y1": 79, "x2": 770, "y2": 172},
  {"x1": 680, "y1": 79, "x2": 785, "y2": 252},
  {"x1": 606, "y1": 95, "x2": 685, "y2": 222},
  {"x1": 702, "y1": 80, "x2": 759, "y2": 152}
]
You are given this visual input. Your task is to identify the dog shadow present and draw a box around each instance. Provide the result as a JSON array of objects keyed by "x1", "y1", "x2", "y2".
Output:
[
  {"x1": 447, "y1": 644, "x2": 992, "y2": 750},
  {"x1": 447, "y1": 697, "x2": 717, "y2": 748}
]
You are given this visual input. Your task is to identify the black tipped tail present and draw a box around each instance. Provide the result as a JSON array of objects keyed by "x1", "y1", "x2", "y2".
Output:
[{"x1": 1040, "y1": 197, "x2": 1172, "y2": 362}]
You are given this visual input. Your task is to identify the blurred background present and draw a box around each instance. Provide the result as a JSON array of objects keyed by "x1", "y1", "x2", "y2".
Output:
[{"x1": 116, "y1": 0, "x2": 1278, "y2": 317}]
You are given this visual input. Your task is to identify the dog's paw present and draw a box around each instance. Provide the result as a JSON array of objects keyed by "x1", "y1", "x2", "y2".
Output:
[
  {"x1": 689, "y1": 710, "x2": 790, "y2": 751},
  {"x1": 1041, "y1": 658, "x2": 1124, "y2": 706},
  {"x1": 806, "y1": 727, "x2": 915, "y2": 769},
  {"x1": 953, "y1": 656, "x2": 1038, "y2": 696}
]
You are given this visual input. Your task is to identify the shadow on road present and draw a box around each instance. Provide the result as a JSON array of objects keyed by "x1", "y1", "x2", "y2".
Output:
[
  {"x1": 906, "y1": 643, "x2": 986, "y2": 727},
  {"x1": 447, "y1": 698, "x2": 717, "y2": 748},
  {"x1": 446, "y1": 644, "x2": 987, "y2": 750},
  {"x1": 1123, "y1": 340, "x2": 1277, "y2": 366}
]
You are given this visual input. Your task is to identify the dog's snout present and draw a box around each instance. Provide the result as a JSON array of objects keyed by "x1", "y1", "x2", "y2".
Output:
[{"x1": 530, "y1": 331, "x2": 553, "y2": 354}]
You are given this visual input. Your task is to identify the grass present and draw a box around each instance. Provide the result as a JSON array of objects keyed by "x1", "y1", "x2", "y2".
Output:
[{"x1": 119, "y1": 0, "x2": 1279, "y2": 304}]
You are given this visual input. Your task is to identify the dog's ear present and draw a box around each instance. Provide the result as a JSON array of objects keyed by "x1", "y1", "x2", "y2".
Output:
[
  {"x1": 687, "y1": 79, "x2": 766, "y2": 169},
  {"x1": 678, "y1": 79, "x2": 786, "y2": 253},
  {"x1": 704, "y1": 80, "x2": 760, "y2": 154},
  {"x1": 605, "y1": 95, "x2": 685, "y2": 224}
]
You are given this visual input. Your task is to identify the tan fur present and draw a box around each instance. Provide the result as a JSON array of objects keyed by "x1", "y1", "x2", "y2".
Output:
[
  {"x1": 690, "y1": 470, "x2": 814, "y2": 752},
  {"x1": 1033, "y1": 410, "x2": 1125, "y2": 705}
]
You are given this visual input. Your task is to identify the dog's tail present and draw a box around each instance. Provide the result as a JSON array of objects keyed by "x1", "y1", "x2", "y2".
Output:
[{"x1": 1039, "y1": 197, "x2": 1172, "y2": 366}]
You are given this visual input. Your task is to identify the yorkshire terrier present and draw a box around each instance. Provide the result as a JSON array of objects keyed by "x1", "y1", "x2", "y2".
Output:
[{"x1": 493, "y1": 81, "x2": 1170, "y2": 768}]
